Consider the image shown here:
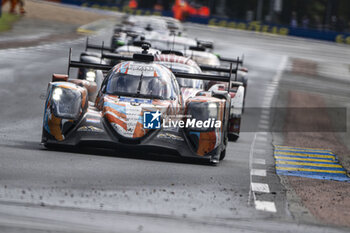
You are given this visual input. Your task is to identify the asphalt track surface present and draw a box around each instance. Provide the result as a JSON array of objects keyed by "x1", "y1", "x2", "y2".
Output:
[{"x1": 0, "y1": 21, "x2": 349, "y2": 232}]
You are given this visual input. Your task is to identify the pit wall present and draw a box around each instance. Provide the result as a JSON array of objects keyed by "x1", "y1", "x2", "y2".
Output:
[{"x1": 60, "y1": 0, "x2": 350, "y2": 45}]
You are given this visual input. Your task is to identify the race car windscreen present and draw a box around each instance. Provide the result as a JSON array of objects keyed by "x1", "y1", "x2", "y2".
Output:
[
  {"x1": 177, "y1": 78, "x2": 203, "y2": 89},
  {"x1": 124, "y1": 16, "x2": 168, "y2": 33},
  {"x1": 184, "y1": 52, "x2": 221, "y2": 66},
  {"x1": 149, "y1": 38, "x2": 196, "y2": 51},
  {"x1": 105, "y1": 72, "x2": 176, "y2": 100},
  {"x1": 158, "y1": 62, "x2": 203, "y2": 89},
  {"x1": 195, "y1": 56, "x2": 221, "y2": 66},
  {"x1": 149, "y1": 40, "x2": 182, "y2": 51}
]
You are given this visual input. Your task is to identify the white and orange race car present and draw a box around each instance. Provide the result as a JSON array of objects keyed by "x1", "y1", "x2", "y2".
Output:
[
  {"x1": 79, "y1": 41, "x2": 245, "y2": 141},
  {"x1": 42, "y1": 46, "x2": 243, "y2": 164}
]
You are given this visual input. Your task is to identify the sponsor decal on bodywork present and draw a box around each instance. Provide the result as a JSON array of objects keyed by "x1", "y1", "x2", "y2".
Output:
[
  {"x1": 157, "y1": 133, "x2": 184, "y2": 141},
  {"x1": 119, "y1": 97, "x2": 152, "y2": 104},
  {"x1": 77, "y1": 126, "x2": 104, "y2": 133}
]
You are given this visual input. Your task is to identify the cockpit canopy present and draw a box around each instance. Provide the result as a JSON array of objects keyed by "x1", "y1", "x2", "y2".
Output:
[
  {"x1": 183, "y1": 50, "x2": 221, "y2": 66},
  {"x1": 156, "y1": 62, "x2": 203, "y2": 89},
  {"x1": 122, "y1": 16, "x2": 169, "y2": 35},
  {"x1": 146, "y1": 35, "x2": 197, "y2": 51},
  {"x1": 154, "y1": 55, "x2": 204, "y2": 89},
  {"x1": 105, "y1": 62, "x2": 179, "y2": 100}
]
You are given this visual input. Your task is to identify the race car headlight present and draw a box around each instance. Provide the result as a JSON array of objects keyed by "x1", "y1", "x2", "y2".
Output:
[
  {"x1": 52, "y1": 87, "x2": 63, "y2": 101},
  {"x1": 186, "y1": 102, "x2": 220, "y2": 131},
  {"x1": 51, "y1": 87, "x2": 81, "y2": 119},
  {"x1": 208, "y1": 103, "x2": 218, "y2": 119},
  {"x1": 86, "y1": 70, "x2": 96, "y2": 82}
]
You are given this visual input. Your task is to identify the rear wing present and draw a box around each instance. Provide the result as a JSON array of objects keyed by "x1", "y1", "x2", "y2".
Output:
[
  {"x1": 199, "y1": 59, "x2": 245, "y2": 82},
  {"x1": 69, "y1": 60, "x2": 112, "y2": 71},
  {"x1": 85, "y1": 38, "x2": 113, "y2": 52},
  {"x1": 217, "y1": 54, "x2": 244, "y2": 65},
  {"x1": 101, "y1": 52, "x2": 134, "y2": 61},
  {"x1": 173, "y1": 72, "x2": 236, "y2": 85},
  {"x1": 84, "y1": 38, "x2": 152, "y2": 53},
  {"x1": 96, "y1": 48, "x2": 243, "y2": 78},
  {"x1": 85, "y1": 37, "x2": 243, "y2": 66},
  {"x1": 200, "y1": 65, "x2": 232, "y2": 74},
  {"x1": 68, "y1": 48, "x2": 112, "y2": 75},
  {"x1": 114, "y1": 27, "x2": 140, "y2": 39},
  {"x1": 175, "y1": 63, "x2": 242, "y2": 89},
  {"x1": 173, "y1": 71, "x2": 242, "y2": 88},
  {"x1": 67, "y1": 49, "x2": 242, "y2": 90},
  {"x1": 196, "y1": 39, "x2": 214, "y2": 50}
]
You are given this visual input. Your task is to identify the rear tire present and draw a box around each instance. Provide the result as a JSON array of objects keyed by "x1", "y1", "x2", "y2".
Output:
[
  {"x1": 220, "y1": 134, "x2": 228, "y2": 161},
  {"x1": 43, "y1": 143, "x2": 54, "y2": 150},
  {"x1": 219, "y1": 148, "x2": 226, "y2": 161},
  {"x1": 228, "y1": 134, "x2": 239, "y2": 142},
  {"x1": 43, "y1": 143, "x2": 61, "y2": 150}
]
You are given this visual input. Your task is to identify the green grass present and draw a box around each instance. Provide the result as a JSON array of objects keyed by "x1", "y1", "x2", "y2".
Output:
[{"x1": 0, "y1": 13, "x2": 20, "y2": 32}]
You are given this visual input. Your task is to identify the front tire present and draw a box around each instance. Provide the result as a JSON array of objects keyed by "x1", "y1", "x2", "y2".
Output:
[
  {"x1": 43, "y1": 143, "x2": 56, "y2": 150},
  {"x1": 219, "y1": 148, "x2": 226, "y2": 160}
]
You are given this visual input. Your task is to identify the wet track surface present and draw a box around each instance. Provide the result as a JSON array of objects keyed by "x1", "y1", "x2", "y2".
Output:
[{"x1": 0, "y1": 22, "x2": 349, "y2": 232}]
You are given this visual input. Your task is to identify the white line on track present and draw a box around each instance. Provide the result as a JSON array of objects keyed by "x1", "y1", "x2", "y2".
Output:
[
  {"x1": 248, "y1": 133, "x2": 257, "y2": 206},
  {"x1": 263, "y1": 99, "x2": 272, "y2": 103},
  {"x1": 263, "y1": 95, "x2": 273, "y2": 100},
  {"x1": 251, "y1": 182, "x2": 270, "y2": 193},
  {"x1": 255, "y1": 201, "x2": 277, "y2": 212},
  {"x1": 274, "y1": 56, "x2": 288, "y2": 82},
  {"x1": 256, "y1": 137, "x2": 268, "y2": 142},
  {"x1": 253, "y1": 158, "x2": 266, "y2": 165},
  {"x1": 265, "y1": 88, "x2": 275, "y2": 93},
  {"x1": 251, "y1": 169, "x2": 267, "y2": 177},
  {"x1": 258, "y1": 132, "x2": 268, "y2": 136},
  {"x1": 253, "y1": 148, "x2": 267, "y2": 154},
  {"x1": 260, "y1": 114, "x2": 270, "y2": 120},
  {"x1": 259, "y1": 125, "x2": 269, "y2": 130},
  {"x1": 247, "y1": 56, "x2": 288, "y2": 213},
  {"x1": 248, "y1": 134, "x2": 275, "y2": 213},
  {"x1": 259, "y1": 119, "x2": 270, "y2": 125},
  {"x1": 261, "y1": 109, "x2": 270, "y2": 115}
]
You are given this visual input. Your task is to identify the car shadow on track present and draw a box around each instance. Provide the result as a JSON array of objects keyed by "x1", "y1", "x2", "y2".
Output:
[
  {"x1": 0, "y1": 140, "x2": 41, "y2": 151},
  {"x1": 0, "y1": 139, "x2": 215, "y2": 166},
  {"x1": 48, "y1": 146, "x2": 215, "y2": 166}
]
